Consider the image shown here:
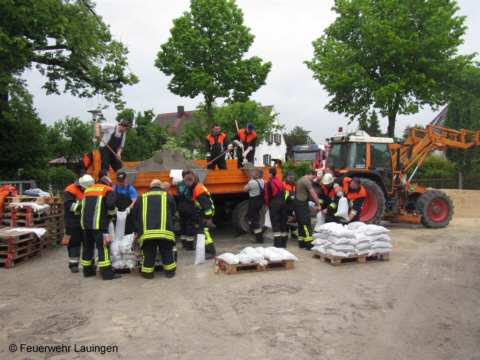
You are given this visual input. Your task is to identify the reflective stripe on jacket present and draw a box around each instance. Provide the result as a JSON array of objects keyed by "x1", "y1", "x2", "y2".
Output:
[
  {"x1": 191, "y1": 182, "x2": 214, "y2": 219},
  {"x1": 64, "y1": 182, "x2": 84, "y2": 228},
  {"x1": 81, "y1": 183, "x2": 117, "y2": 230}
]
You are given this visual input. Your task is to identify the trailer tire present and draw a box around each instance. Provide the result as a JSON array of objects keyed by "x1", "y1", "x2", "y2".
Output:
[
  {"x1": 416, "y1": 190, "x2": 454, "y2": 228},
  {"x1": 359, "y1": 178, "x2": 385, "y2": 224},
  {"x1": 232, "y1": 200, "x2": 266, "y2": 234}
]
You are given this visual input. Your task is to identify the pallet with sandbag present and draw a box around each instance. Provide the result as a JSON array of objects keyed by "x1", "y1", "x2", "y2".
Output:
[
  {"x1": 0, "y1": 228, "x2": 43, "y2": 268},
  {"x1": 312, "y1": 250, "x2": 390, "y2": 266},
  {"x1": 95, "y1": 264, "x2": 163, "y2": 278},
  {"x1": 216, "y1": 258, "x2": 295, "y2": 275},
  {"x1": 6, "y1": 195, "x2": 61, "y2": 205}
]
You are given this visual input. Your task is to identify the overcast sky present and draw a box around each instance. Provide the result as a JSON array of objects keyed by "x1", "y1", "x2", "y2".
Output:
[{"x1": 23, "y1": 0, "x2": 480, "y2": 143}]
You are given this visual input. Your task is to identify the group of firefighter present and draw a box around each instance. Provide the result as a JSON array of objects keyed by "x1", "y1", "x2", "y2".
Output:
[{"x1": 62, "y1": 120, "x2": 366, "y2": 281}]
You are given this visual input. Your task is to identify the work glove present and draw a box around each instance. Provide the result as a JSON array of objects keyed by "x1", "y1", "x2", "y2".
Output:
[
  {"x1": 227, "y1": 144, "x2": 233, "y2": 151},
  {"x1": 126, "y1": 207, "x2": 130, "y2": 215},
  {"x1": 244, "y1": 149, "x2": 250, "y2": 157},
  {"x1": 235, "y1": 140, "x2": 244, "y2": 150},
  {"x1": 336, "y1": 190, "x2": 344, "y2": 197}
]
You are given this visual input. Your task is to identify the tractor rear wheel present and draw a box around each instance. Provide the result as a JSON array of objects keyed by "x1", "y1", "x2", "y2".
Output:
[
  {"x1": 416, "y1": 190, "x2": 454, "y2": 228},
  {"x1": 359, "y1": 178, "x2": 385, "y2": 224},
  {"x1": 232, "y1": 200, "x2": 266, "y2": 234}
]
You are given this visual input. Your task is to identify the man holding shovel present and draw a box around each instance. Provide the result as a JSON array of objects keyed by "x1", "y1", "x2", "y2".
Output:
[
  {"x1": 232, "y1": 122, "x2": 257, "y2": 169},
  {"x1": 205, "y1": 123, "x2": 233, "y2": 170},
  {"x1": 95, "y1": 119, "x2": 130, "y2": 172}
]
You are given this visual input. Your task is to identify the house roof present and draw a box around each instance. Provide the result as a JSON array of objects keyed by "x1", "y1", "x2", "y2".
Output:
[{"x1": 430, "y1": 105, "x2": 449, "y2": 127}]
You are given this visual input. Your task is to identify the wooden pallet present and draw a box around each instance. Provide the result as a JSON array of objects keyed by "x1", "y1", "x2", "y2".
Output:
[
  {"x1": 42, "y1": 232, "x2": 64, "y2": 248},
  {"x1": 216, "y1": 258, "x2": 295, "y2": 275},
  {"x1": 96, "y1": 264, "x2": 163, "y2": 278},
  {"x1": 0, "y1": 245, "x2": 42, "y2": 268},
  {"x1": 312, "y1": 250, "x2": 390, "y2": 266},
  {"x1": 6, "y1": 195, "x2": 61, "y2": 205}
]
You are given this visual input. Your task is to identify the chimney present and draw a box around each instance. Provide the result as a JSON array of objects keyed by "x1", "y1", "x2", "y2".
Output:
[{"x1": 177, "y1": 106, "x2": 184, "y2": 119}]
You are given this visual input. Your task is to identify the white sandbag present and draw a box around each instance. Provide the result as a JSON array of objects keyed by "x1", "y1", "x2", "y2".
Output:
[
  {"x1": 240, "y1": 248, "x2": 264, "y2": 263},
  {"x1": 112, "y1": 260, "x2": 126, "y2": 269},
  {"x1": 355, "y1": 242, "x2": 372, "y2": 251},
  {"x1": 328, "y1": 226, "x2": 355, "y2": 239},
  {"x1": 331, "y1": 243, "x2": 355, "y2": 252},
  {"x1": 263, "y1": 248, "x2": 283, "y2": 261},
  {"x1": 264, "y1": 209, "x2": 272, "y2": 228},
  {"x1": 377, "y1": 233, "x2": 392, "y2": 242},
  {"x1": 313, "y1": 232, "x2": 329, "y2": 239},
  {"x1": 334, "y1": 197, "x2": 350, "y2": 221},
  {"x1": 312, "y1": 238, "x2": 327, "y2": 246},
  {"x1": 268, "y1": 247, "x2": 298, "y2": 261},
  {"x1": 115, "y1": 210, "x2": 127, "y2": 241},
  {"x1": 254, "y1": 247, "x2": 266, "y2": 256},
  {"x1": 109, "y1": 240, "x2": 121, "y2": 257},
  {"x1": 326, "y1": 249, "x2": 347, "y2": 257},
  {"x1": 354, "y1": 232, "x2": 377, "y2": 243},
  {"x1": 369, "y1": 241, "x2": 393, "y2": 249},
  {"x1": 236, "y1": 253, "x2": 252, "y2": 265},
  {"x1": 367, "y1": 248, "x2": 392, "y2": 256},
  {"x1": 124, "y1": 259, "x2": 138, "y2": 269},
  {"x1": 108, "y1": 221, "x2": 115, "y2": 240},
  {"x1": 356, "y1": 249, "x2": 371, "y2": 256},
  {"x1": 217, "y1": 252, "x2": 239, "y2": 265},
  {"x1": 347, "y1": 221, "x2": 366, "y2": 230},
  {"x1": 311, "y1": 245, "x2": 324, "y2": 253},
  {"x1": 194, "y1": 234, "x2": 206, "y2": 265},
  {"x1": 119, "y1": 233, "x2": 135, "y2": 254},
  {"x1": 241, "y1": 247, "x2": 256, "y2": 255},
  {"x1": 314, "y1": 212, "x2": 326, "y2": 231},
  {"x1": 358, "y1": 224, "x2": 390, "y2": 236},
  {"x1": 327, "y1": 235, "x2": 355, "y2": 245},
  {"x1": 317, "y1": 222, "x2": 344, "y2": 234},
  {"x1": 123, "y1": 253, "x2": 142, "y2": 262}
]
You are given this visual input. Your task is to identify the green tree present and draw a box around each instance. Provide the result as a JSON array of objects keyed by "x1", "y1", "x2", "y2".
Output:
[
  {"x1": 0, "y1": 79, "x2": 48, "y2": 179},
  {"x1": 359, "y1": 110, "x2": 382, "y2": 137},
  {"x1": 283, "y1": 126, "x2": 315, "y2": 153},
  {"x1": 305, "y1": 0, "x2": 476, "y2": 138},
  {"x1": 0, "y1": 0, "x2": 139, "y2": 118},
  {"x1": 181, "y1": 101, "x2": 279, "y2": 156},
  {"x1": 46, "y1": 117, "x2": 92, "y2": 163},
  {"x1": 121, "y1": 110, "x2": 170, "y2": 161},
  {"x1": 155, "y1": 0, "x2": 271, "y2": 127}
]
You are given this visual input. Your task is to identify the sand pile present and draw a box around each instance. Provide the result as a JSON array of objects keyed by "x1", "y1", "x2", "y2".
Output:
[{"x1": 124, "y1": 149, "x2": 203, "y2": 172}]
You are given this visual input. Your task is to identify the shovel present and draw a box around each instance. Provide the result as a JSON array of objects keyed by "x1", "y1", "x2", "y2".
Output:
[
  {"x1": 203, "y1": 151, "x2": 228, "y2": 169},
  {"x1": 99, "y1": 139, "x2": 137, "y2": 184},
  {"x1": 234, "y1": 119, "x2": 249, "y2": 164}
]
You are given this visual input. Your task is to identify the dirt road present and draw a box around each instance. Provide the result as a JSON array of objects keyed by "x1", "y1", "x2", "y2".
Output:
[{"x1": 1, "y1": 190, "x2": 479, "y2": 359}]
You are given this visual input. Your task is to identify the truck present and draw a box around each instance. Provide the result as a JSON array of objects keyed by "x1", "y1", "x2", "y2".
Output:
[
  {"x1": 90, "y1": 159, "x2": 280, "y2": 235},
  {"x1": 324, "y1": 125, "x2": 480, "y2": 228},
  {"x1": 290, "y1": 144, "x2": 327, "y2": 169}
]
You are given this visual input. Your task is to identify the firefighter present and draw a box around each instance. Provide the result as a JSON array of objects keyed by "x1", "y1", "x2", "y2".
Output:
[
  {"x1": 176, "y1": 169, "x2": 197, "y2": 250},
  {"x1": 63, "y1": 174, "x2": 95, "y2": 273},
  {"x1": 132, "y1": 179, "x2": 177, "y2": 279},
  {"x1": 95, "y1": 119, "x2": 130, "y2": 172},
  {"x1": 205, "y1": 123, "x2": 233, "y2": 170},
  {"x1": 113, "y1": 171, "x2": 137, "y2": 235},
  {"x1": 244, "y1": 168, "x2": 266, "y2": 244},
  {"x1": 283, "y1": 171, "x2": 298, "y2": 239},
  {"x1": 265, "y1": 168, "x2": 287, "y2": 248},
  {"x1": 184, "y1": 173, "x2": 217, "y2": 259},
  {"x1": 294, "y1": 169, "x2": 321, "y2": 250},
  {"x1": 81, "y1": 174, "x2": 119, "y2": 280},
  {"x1": 318, "y1": 173, "x2": 343, "y2": 216},
  {"x1": 328, "y1": 176, "x2": 366, "y2": 223},
  {"x1": 232, "y1": 122, "x2": 257, "y2": 169}
]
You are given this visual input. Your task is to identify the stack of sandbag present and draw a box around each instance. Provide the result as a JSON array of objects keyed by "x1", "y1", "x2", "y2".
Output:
[
  {"x1": 217, "y1": 246, "x2": 298, "y2": 265},
  {"x1": 311, "y1": 222, "x2": 392, "y2": 258},
  {"x1": 110, "y1": 233, "x2": 142, "y2": 269}
]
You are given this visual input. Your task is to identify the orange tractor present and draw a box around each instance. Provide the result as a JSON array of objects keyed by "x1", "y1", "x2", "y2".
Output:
[{"x1": 325, "y1": 125, "x2": 480, "y2": 228}]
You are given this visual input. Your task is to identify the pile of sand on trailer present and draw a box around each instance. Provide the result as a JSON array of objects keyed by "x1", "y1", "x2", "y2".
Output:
[
  {"x1": 439, "y1": 189, "x2": 480, "y2": 218},
  {"x1": 124, "y1": 149, "x2": 203, "y2": 172}
]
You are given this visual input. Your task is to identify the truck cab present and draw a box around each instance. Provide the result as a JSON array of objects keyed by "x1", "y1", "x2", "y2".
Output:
[{"x1": 290, "y1": 144, "x2": 327, "y2": 169}]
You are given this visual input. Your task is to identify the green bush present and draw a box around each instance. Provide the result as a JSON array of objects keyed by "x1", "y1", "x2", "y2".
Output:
[
  {"x1": 408, "y1": 154, "x2": 458, "y2": 177},
  {"x1": 280, "y1": 161, "x2": 313, "y2": 180},
  {"x1": 47, "y1": 167, "x2": 77, "y2": 185}
]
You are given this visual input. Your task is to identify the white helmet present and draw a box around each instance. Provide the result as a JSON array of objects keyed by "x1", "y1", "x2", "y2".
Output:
[
  {"x1": 79, "y1": 174, "x2": 95, "y2": 188},
  {"x1": 321, "y1": 173, "x2": 334, "y2": 185}
]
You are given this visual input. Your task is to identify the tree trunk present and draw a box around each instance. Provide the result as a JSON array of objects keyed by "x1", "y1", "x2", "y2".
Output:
[{"x1": 387, "y1": 113, "x2": 396, "y2": 138}]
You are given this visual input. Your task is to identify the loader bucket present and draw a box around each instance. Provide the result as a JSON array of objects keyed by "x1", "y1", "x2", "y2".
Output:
[
  {"x1": 195, "y1": 169, "x2": 210, "y2": 184},
  {"x1": 242, "y1": 168, "x2": 254, "y2": 180}
]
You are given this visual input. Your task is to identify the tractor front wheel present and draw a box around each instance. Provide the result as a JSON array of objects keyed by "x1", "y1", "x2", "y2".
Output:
[
  {"x1": 359, "y1": 178, "x2": 385, "y2": 224},
  {"x1": 416, "y1": 190, "x2": 454, "y2": 228}
]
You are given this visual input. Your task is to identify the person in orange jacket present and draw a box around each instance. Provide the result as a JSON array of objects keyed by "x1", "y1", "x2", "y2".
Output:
[
  {"x1": 205, "y1": 123, "x2": 233, "y2": 169},
  {"x1": 232, "y1": 122, "x2": 257, "y2": 169},
  {"x1": 184, "y1": 173, "x2": 217, "y2": 259},
  {"x1": 328, "y1": 176, "x2": 366, "y2": 223},
  {"x1": 63, "y1": 175, "x2": 94, "y2": 273}
]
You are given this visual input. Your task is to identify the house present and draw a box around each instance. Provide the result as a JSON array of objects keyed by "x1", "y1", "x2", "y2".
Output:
[{"x1": 154, "y1": 106, "x2": 287, "y2": 167}]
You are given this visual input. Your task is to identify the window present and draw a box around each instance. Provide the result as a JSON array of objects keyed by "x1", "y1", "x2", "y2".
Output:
[
  {"x1": 266, "y1": 133, "x2": 273, "y2": 144},
  {"x1": 274, "y1": 133, "x2": 281, "y2": 145},
  {"x1": 326, "y1": 143, "x2": 348, "y2": 170},
  {"x1": 263, "y1": 154, "x2": 271, "y2": 166},
  {"x1": 346, "y1": 142, "x2": 367, "y2": 169}
]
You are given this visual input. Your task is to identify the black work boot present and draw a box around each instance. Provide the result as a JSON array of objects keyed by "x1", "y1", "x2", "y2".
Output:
[
  {"x1": 100, "y1": 266, "x2": 121, "y2": 280},
  {"x1": 165, "y1": 269, "x2": 176, "y2": 279},
  {"x1": 298, "y1": 241, "x2": 306, "y2": 249},
  {"x1": 70, "y1": 266, "x2": 79, "y2": 273},
  {"x1": 141, "y1": 272, "x2": 154, "y2": 280},
  {"x1": 181, "y1": 239, "x2": 187, "y2": 249},
  {"x1": 251, "y1": 231, "x2": 264, "y2": 244},
  {"x1": 83, "y1": 265, "x2": 96, "y2": 278},
  {"x1": 305, "y1": 241, "x2": 313, "y2": 250},
  {"x1": 281, "y1": 236, "x2": 288, "y2": 248},
  {"x1": 273, "y1": 236, "x2": 282, "y2": 248},
  {"x1": 185, "y1": 241, "x2": 195, "y2": 251},
  {"x1": 205, "y1": 243, "x2": 216, "y2": 260}
]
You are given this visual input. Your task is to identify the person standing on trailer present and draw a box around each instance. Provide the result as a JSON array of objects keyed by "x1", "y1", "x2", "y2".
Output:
[
  {"x1": 232, "y1": 122, "x2": 257, "y2": 168},
  {"x1": 95, "y1": 119, "x2": 130, "y2": 172},
  {"x1": 205, "y1": 123, "x2": 233, "y2": 169}
]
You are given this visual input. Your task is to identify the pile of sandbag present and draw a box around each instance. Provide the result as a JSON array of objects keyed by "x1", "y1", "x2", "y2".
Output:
[
  {"x1": 312, "y1": 222, "x2": 392, "y2": 258},
  {"x1": 217, "y1": 246, "x2": 298, "y2": 265},
  {"x1": 110, "y1": 233, "x2": 142, "y2": 269}
]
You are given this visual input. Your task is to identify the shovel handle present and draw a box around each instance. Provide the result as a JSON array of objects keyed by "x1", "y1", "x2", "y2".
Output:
[
  {"x1": 99, "y1": 138, "x2": 127, "y2": 169},
  {"x1": 204, "y1": 150, "x2": 228, "y2": 169}
]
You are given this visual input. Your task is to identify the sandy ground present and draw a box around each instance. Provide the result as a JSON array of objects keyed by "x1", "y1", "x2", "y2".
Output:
[{"x1": 1, "y1": 190, "x2": 480, "y2": 360}]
